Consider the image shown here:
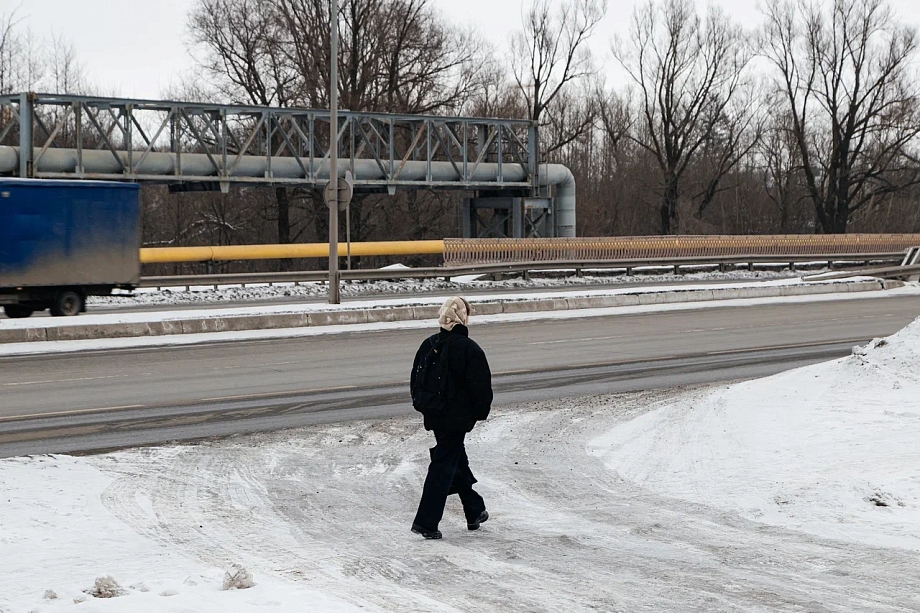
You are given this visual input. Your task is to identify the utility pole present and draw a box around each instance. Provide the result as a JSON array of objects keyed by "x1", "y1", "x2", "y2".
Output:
[{"x1": 327, "y1": 0, "x2": 340, "y2": 304}]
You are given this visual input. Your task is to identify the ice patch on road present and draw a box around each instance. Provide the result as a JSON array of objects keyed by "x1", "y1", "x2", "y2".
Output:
[{"x1": 589, "y1": 316, "x2": 920, "y2": 550}]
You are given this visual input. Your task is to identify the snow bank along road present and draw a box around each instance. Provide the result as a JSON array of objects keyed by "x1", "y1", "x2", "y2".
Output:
[
  {"x1": 80, "y1": 270, "x2": 800, "y2": 314},
  {"x1": 1, "y1": 293, "x2": 917, "y2": 457},
  {"x1": 590, "y1": 317, "x2": 920, "y2": 553},
  {"x1": 3, "y1": 268, "x2": 813, "y2": 318}
]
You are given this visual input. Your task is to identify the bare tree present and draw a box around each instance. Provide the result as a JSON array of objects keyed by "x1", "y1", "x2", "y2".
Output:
[
  {"x1": 374, "y1": 3, "x2": 484, "y2": 114},
  {"x1": 461, "y1": 58, "x2": 527, "y2": 119},
  {"x1": 613, "y1": 0, "x2": 757, "y2": 234},
  {"x1": 271, "y1": 0, "x2": 484, "y2": 114},
  {"x1": 761, "y1": 0, "x2": 920, "y2": 234},
  {"x1": 47, "y1": 33, "x2": 86, "y2": 95},
  {"x1": 186, "y1": 0, "x2": 491, "y2": 262},
  {"x1": 0, "y1": 5, "x2": 45, "y2": 95},
  {"x1": 758, "y1": 108, "x2": 809, "y2": 232},
  {"x1": 189, "y1": 0, "x2": 296, "y2": 107},
  {"x1": 190, "y1": 0, "x2": 311, "y2": 262},
  {"x1": 0, "y1": 7, "x2": 21, "y2": 94},
  {"x1": 511, "y1": 0, "x2": 606, "y2": 157},
  {"x1": 511, "y1": 0, "x2": 605, "y2": 121}
]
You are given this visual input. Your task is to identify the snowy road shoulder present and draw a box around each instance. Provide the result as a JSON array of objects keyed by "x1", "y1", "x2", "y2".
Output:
[{"x1": 589, "y1": 316, "x2": 920, "y2": 551}]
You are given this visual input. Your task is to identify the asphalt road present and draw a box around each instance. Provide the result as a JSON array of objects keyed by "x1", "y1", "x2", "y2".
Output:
[{"x1": 1, "y1": 294, "x2": 917, "y2": 457}]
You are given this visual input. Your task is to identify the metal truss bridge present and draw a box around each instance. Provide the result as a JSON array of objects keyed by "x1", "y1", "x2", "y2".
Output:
[{"x1": 0, "y1": 93, "x2": 575, "y2": 238}]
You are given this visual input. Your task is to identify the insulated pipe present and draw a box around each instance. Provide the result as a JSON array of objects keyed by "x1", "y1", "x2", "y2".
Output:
[
  {"x1": 0, "y1": 146, "x2": 577, "y2": 236},
  {"x1": 140, "y1": 240, "x2": 446, "y2": 264},
  {"x1": 540, "y1": 164, "x2": 576, "y2": 238},
  {"x1": 0, "y1": 147, "x2": 17, "y2": 172}
]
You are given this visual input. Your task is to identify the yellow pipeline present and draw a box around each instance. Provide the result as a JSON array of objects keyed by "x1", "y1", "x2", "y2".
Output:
[{"x1": 140, "y1": 240, "x2": 445, "y2": 264}]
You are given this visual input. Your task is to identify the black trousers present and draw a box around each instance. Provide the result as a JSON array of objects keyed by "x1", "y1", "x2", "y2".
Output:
[{"x1": 413, "y1": 429, "x2": 486, "y2": 531}]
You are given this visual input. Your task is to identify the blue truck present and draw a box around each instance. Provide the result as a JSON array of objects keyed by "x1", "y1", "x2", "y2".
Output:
[{"x1": 0, "y1": 179, "x2": 141, "y2": 318}]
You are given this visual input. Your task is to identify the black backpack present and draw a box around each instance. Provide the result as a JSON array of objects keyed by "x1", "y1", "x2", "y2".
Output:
[{"x1": 411, "y1": 335, "x2": 460, "y2": 415}]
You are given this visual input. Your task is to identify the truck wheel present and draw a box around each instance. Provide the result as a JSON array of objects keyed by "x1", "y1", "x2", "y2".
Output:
[
  {"x1": 3, "y1": 305, "x2": 34, "y2": 318},
  {"x1": 50, "y1": 291, "x2": 84, "y2": 317}
]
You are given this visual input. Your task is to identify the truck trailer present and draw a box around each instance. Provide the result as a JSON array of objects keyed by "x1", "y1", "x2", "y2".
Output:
[{"x1": 0, "y1": 179, "x2": 141, "y2": 318}]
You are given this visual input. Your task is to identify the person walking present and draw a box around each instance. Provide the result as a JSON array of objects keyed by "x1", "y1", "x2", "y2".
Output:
[{"x1": 410, "y1": 296, "x2": 493, "y2": 540}]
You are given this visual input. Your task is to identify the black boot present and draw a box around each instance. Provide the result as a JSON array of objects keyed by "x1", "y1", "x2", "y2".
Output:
[
  {"x1": 467, "y1": 510, "x2": 489, "y2": 531},
  {"x1": 411, "y1": 523, "x2": 442, "y2": 539}
]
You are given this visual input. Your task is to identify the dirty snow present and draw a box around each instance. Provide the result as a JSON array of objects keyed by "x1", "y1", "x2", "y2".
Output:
[
  {"x1": 589, "y1": 316, "x2": 920, "y2": 551},
  {"x1": 4, "y1": 320, "x2": 920, "y2": 610},
  {"x1": 93, "y1": 268, "x2": 798, "y2": 308}
]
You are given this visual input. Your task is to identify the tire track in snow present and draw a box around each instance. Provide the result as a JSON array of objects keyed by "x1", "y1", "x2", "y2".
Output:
[{"x1": 93, "y1": 389, "x2": 920, "y2": 612}]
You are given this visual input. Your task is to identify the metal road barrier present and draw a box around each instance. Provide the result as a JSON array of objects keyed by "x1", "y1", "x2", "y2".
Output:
[
  {"x1": 441, "y1": 235, "x2": 920, "y2": 265},
  {"x1": 134, "y1": 234, "x2": 917, "y2": 291},
  {"x1": 140, "y1": 240, "x2": 445, "y2": 264},
  {"x1": 804, "y1": 263, "x2": 920, "y2": 282},
  {"x1": 139, "y1": 253, "x2": 907, "y2": 289},
  {"x1": 804, "y1": 244, "x2": 920, "y2": 283},
  {"x1": 140, "y1": 235, "x2": 920, "y2": 265}
]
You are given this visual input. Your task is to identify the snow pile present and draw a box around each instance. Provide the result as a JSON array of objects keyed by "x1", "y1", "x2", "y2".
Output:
[
  {"x1": 223, "y1": 564, "x2": 256, "y2": 590},
  {"x1": 589, "y1": 317, "x2": 920, "y2": 550},
  {"x1": 87, "y1": 575, "x2": 126, "y2": 598}
]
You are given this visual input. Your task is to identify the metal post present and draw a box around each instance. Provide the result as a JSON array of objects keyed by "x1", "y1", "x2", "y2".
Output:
[
  {"x1": 512, "y1": 198, "x2": 523, "y2": 239},
  {"x1": 346, "y1": 204, "x2": 352, "y2": 270},
  {"x1": 19, "y1": 92, "x2": 33, "y2": 178},
  {"x1": 328, "y1": 0, "x2": 340, "y2": 304},
  {"x1": 75, "y1": 101, "x2": 83, "y2": 176},
  {"x1": 528, "y1": 122, "x2": 539, "y2": 196},
  {"x1": 347, "y1": 115, "x2": 353, "y2": 270}
]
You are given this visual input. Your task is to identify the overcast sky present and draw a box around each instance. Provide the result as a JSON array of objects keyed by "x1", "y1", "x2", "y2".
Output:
[{"x1": 8, "y1": 0, "x2": 920, "y2": 100}]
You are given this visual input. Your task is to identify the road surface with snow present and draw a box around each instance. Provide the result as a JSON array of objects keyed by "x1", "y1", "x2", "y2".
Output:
[{"x1": 2, "y1": 293, "x2": 918, "y2": 456}]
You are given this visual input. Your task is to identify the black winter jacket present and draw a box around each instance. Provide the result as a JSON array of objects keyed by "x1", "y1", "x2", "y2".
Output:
[{"x1": 410, "y1": 324, "x2": 493, "y2": 432}]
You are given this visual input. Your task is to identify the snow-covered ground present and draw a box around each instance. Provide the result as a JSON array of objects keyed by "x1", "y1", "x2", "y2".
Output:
[
  {"x1": 4, "y1": 318, "x2": 920, "y2": 611},
  {"x1": 93, "y1": 268, "x2": 797, "y2": 308},
  {"x1": 0, "y1": 455, "x2": 359, "y2": 613},
  {"x1": 589, "y1": 316, "x2": 920, "y2": 551}
]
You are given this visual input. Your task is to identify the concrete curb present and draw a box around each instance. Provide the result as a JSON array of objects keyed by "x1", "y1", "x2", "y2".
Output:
[{"x1": 0, "y1": 280, "x2": 902, "y2": 345}]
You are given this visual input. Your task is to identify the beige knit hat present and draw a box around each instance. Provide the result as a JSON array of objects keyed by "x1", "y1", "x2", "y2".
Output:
[{"x1": 438, "y1": 296, "x2": 471, "y2": 331}]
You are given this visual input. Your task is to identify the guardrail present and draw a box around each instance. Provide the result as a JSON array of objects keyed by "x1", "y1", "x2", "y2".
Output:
[
  {"x1": 140, "y1": 240, "x2": 444, "y2": 264},
  {"x1": 139, "y1": 234, "x2": 920, "y2": 265},
  {"x1": 804, "y1": 263, "x2": 920, "y2": 282},
  {"x1": 139, "y1": 253, "x2": 904, "y2": 289},
  {"x1": 442, "y1": 235, "x2": 920, "y2": 264}
]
